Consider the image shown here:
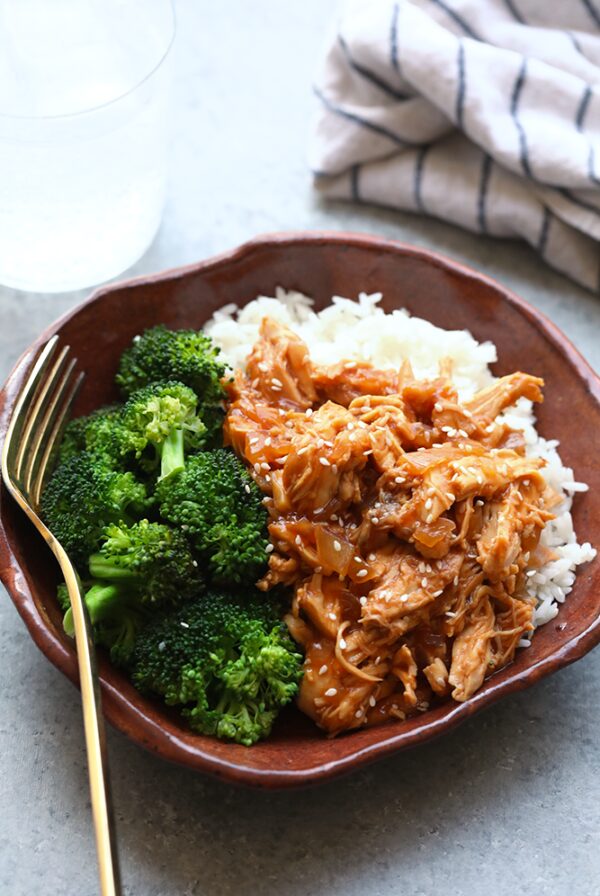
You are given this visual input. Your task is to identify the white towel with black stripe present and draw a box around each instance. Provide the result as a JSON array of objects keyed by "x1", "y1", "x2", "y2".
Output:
[{"x1": 310, "y1": 0, "x2": 600, "y2": 291}]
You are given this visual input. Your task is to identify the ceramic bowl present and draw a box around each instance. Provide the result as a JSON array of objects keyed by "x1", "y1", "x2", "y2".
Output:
[{"x1": 1, "y1": 232, "x2": 599, "y2": 788}]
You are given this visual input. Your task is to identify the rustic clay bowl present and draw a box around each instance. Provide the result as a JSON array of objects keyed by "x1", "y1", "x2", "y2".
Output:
[{"x1": 1, "y1": 232, "x2": 599, "y2": 788}]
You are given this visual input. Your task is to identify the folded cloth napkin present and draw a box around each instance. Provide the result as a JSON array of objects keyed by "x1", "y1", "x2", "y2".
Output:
[{"x1": 310, "y1": 0, "x2": 600, "y2": 291}]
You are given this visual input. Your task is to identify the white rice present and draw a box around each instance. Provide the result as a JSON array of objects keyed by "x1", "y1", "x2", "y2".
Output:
[{"x1": 206, "y1": 289, "x2": 596, "y2": 637}]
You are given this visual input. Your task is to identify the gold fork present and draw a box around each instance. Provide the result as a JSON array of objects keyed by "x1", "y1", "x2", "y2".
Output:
[{"x1": 1, "y1": 336, "x2": 121, "y2": 896}]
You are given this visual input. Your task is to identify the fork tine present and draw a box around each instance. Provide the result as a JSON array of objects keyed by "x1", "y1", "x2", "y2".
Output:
[
  {"x1": 31, "y1": 369, "x2": 84, "y2": 510},
  {"x1": 14, "y1": 343, "x2": 70, "y2": 483},
  {"x1": 20, "y1": 349, "x2": 77, "y2": 495},
  {"x1": 2, "y1": 336, "x2": 59, "y2": 482}
]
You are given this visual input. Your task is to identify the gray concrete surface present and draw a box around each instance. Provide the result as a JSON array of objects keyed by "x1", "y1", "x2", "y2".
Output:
[{"x1": 1, "y1": 2, "x2": 599, "y2": 894}]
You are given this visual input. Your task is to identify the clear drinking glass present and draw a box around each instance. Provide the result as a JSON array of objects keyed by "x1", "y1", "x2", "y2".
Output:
[{"x1": 0, "y1": 0, "x2": 175, "y2": 292}]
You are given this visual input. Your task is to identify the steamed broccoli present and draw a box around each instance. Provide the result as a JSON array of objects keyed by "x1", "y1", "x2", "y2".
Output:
[
  {"x1": 156, "y1": 448, "x2": 269, "y2": 585},
  {"x1": 41, "y1": 454, "x2": 148, "y2": 569},
  {"x1": 116, "y1": 326, "x2": 229, "y2": 445},
  {"x1": 59, "y1": 405, "x2": 127, "y2": 467},
  {"x1": 59, "y1": 581, "x2": 149, "y2": 666},
  {"x1": 88, "y1": 520, "x2": 201, "y2": 604},
  {"x1": 120, "y1": 381, "x2": 207, "y2": 481},
  {"x1": 130, "y1": 590, "x2": 303, "y2": 745}
]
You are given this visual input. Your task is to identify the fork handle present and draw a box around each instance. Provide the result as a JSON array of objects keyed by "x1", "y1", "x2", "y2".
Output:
[{"x1": 58, "y1": 553, "x2": 122, "y2": 896}]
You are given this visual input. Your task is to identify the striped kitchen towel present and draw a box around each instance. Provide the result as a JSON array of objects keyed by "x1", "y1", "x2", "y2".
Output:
[{"x1": 310, "y1": 0, "x2": 600, "y2": 291}]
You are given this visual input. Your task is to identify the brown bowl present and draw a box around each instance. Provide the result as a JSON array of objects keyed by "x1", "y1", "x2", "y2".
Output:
[{"x1": 1, "y1": 232, "x2": 599, "y2": 788}]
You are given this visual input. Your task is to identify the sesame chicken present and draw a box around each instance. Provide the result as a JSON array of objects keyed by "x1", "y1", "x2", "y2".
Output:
[{"x1": 224, "y1": 317, "x2": 552, "y2": 735}]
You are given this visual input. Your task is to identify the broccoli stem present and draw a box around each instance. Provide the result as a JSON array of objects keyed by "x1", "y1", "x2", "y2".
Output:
[
  {"x1": 88, "y1": 555, "x2": 140, "y2": 583},
  {"x1": 63, "y1": 582, "x2": 121, "y2": 637},
  {"x1": 160, "y1": 428, "x2": 185, "y2": 481}
]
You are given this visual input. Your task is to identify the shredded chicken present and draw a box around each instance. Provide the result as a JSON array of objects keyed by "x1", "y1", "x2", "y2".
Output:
[{"x1": 224, "y1": 317, "x2": 554, "y2": 736}]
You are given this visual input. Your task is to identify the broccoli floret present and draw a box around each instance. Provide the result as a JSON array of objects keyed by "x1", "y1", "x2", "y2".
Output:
[
  {"x1": 88, "y1": 520, "x2": 201, "y2": 604},
  {"x1": 120, "y1": 381, "x2": 207, "y2": 481},
  {"x1": 116, "y1": 326, "x2": 229, "y2": 445},
  {"x1": 59, "y1": 405, "x2": 127, "y2": 467},
  {"x1": 130, "y1": 590, "x2": 303, "y2": 745},
  {"x1": 41, "y1": 454, "x2": 149, "y2": 569},
  {"x1": 60, "y1": 581, "x2": 149, "y2": 666},
  {"x1": 156, "y1": 448, "x2": 269, "y2": 585}
]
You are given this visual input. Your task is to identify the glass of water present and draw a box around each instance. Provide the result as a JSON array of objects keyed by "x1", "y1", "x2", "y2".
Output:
[{"x1": 0, "y1": 0, "x2": 175, "y2": 292}]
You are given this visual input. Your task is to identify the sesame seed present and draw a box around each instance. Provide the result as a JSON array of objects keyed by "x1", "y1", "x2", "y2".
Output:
[
  {"x1": 325, "y1": 688, "x2": 337, "y2": 697},
  {"x1": 266, "y1": 544, "x2": 274, "y2": 553},
  {"x1": 354, "y1": 555, "x2": 363, "y2": 563},
  {"x1": 425, "y1": 498, "x2": 433, "y2": 510},
  {"x1": 248, "y1": 436, "x2": 259, "y2": 445},
  {"x1": 244, "y1": 484, "x2": 251, "y2": 494},
  {"x1": 315, "y1": 566, "x2": 323, "y2": 573},
  {"x1": 318, "y1": 664, "x2": 327, "y2": 675},
  {"x1": 394, "y1": 476, "x2": 405, "y2": 484},
  {"x1": 368, "y1": 553, "x2": 376, "y2": 562},
  {"x1": 359, "y1": 596, "x2": 367, "y2": 606},
  {"x1": 271, "y1": 384, "x2": 282, "y2": 392},
  {"x1": 158, "y1": 641, "x2": 166, "y2": 652},
  {"x1": 453, "y1": 576, "x2": 459, "y2": 586},
  {"x1": 434, "y1": 402, "x2": 443, "y2": 412},
  {"x1": 257, "y1": 362, "x2": 268, "y2": 372},
  {"x1": 347, "y1": 422, "x2": 355, "y2": 430},
  {"x1": 348, "y1": 432, "x2": 356, "y2": 442},
  {"x1": 332, "y1": 464, "x2": 338, "y2": 474},
  {"x1": 526, "y1": 569, "x2": 536, "y2": 577},
  {"x1": 319, "y1": 457, "x2": 331, "y2": 467},
  {"x1": 355, "y1": 709, "x2": 363, "y2": 718},
  {"x1": 253, "y1": 462, "x2": 261, "y2": 473},
  {"x1": 180, "y1": 622, "x2": 190, "y2": 629},
  {"x1": 433, "y1": 589, "x2": 443, "y2": 597},
  {"x1": 375, "y1": 656, "x2": 381, "y2": 664},
  {"x1": 271, "y1": 377, "x2": 283, "y2": 388},
  {"x1": 328, "y1": 612, "x2": 336, "y2": 620},
  {"x1": 421, "y1": 577, "x2": 428, "y2": 588},
  {"x1": 344, "y1": 361, "x2": 357, "y2": 369},
  {"x1": 295, "y1": 535, "x2": 302, "y2": 546},
  {"x1": 369, "y1": 696, "x2": 376, "y2": 707},
  {"x1": 523, "y1": 478, "x2": 530, "y2": 486},
  {"x1": 264, "y1": 436, "x2": 272, "y2": 447},
  {"x1": 400, "y1": 594, "x2": 409, "y2": 602},
  {"x1": 265, "y1": 474, "x2": 271, "y2": 482},
  {"x1": 357, "y1": 569, "x2": 368, "y2": 578},
  {"x1": 306, "y1": 408, "x2": 313, "y2": 417},
  {"x1": 316, "y1": 438, "x2": 324, "y2": 448},
  {"x1": 446, "y1": 492, "x2": 454, "y2": 501},
  {"x1": 339, "y1": 638, "x2": 347, "y2": 650},
  {"x1": 297, "y1": 445, "x2": 309, "y2": 455},
  {"x1": 323, "y1": 440, "x2": 334, "y2": 448},
  {"x1": 260, "y1": 462, "x2": 270, "y2": 471},
  {"x1": 333, "y1": 540, "x2": 342, "y2": 552},
  {"x1": 371, "y1": 516, "x2": 379, "y2": 524},
  {"x1": 330, "y1": 513, "x2": 338, "y2": 522}
]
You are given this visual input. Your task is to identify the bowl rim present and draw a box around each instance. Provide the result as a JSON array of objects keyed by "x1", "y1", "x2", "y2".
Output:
[{"x1": 1, "y1": 230, "x2": 599, "y2": 789}]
